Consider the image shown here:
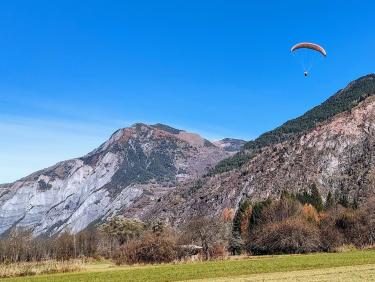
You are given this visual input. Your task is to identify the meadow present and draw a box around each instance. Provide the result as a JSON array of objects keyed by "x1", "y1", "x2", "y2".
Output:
[{"x1": 3, "y1": 250, "x2": 375, "y2": 282}]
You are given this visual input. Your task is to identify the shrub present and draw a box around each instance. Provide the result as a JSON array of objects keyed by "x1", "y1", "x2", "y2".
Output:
[
  {"x1": 211, "y1": 243, "x2": 227, "y2": 259},
  {"x1": 335, "y1": 208, "x2": 368, "y2": 247},
  {"x1": 114, "y1": 232, "x2": 178, "y2": 265},
  {"x1": 333, "y1": 198, "x2": 375, "y2": 247},
  {"x1": 228, "y1": 233, "x2": 245, "y2": 255},
  {"x1": 319, "y1": 212, "x2": 344, "y2": 252},
  {"x1": 248, "y1": 219, "x2": 321, "y2": 255},
  {"x1": 359, "y1": 197, "x2": 375, "y2": 246}
]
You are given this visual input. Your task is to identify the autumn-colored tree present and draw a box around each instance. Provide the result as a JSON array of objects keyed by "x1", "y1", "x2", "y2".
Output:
[
  {"x1": 221, "y1": 208, "x2": 235, "y2": 222},
  {"x1": 302, "y1": 204, "x2": 320, "y2": 224}
]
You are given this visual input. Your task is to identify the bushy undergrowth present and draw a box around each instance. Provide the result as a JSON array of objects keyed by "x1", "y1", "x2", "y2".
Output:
[
  {"x1": 114, "y1": 231, "x2": 179, "y2": 265},
  {"x1": 240, "y1": 192, "x2": 375, "y2": 255},
  {"x1": 249, "y1": 219, "x2": 321, "y2": 255}
]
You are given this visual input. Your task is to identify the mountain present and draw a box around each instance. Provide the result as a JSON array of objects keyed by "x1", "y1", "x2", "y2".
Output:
[
  {"x1": 0, "y1": 123, "x2": 244, "y2": 236},
  {"x1": 210, "y1": 74, "x2": 375, "y2": 175},
  {"x1": 147, "y1": 74, "x2": 375, "y2": 225},
  {"x1": 2, "y1": 74, "x2": 375, "y2": 236}
]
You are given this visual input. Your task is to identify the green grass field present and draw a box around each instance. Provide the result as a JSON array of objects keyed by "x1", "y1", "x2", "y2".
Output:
[
  {"x1": 3, "y1": 250, "x2": 375, "y2": 282},
  {"x1": 193, "y1": 264, "x2": 375, "y2": 281}
]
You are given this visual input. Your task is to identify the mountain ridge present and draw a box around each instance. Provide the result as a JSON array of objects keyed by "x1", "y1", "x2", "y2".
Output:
[
  {"x1": 0, "y1": 123, "x2": 244, "y2": 236},
  {"x1": 211, "y1": 74, "x2": 375, "y2": 175}
]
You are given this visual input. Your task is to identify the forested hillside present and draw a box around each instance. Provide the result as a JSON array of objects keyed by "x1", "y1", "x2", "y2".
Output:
[{"x1": 211, "y1": 74, "x2": 375, "y2": 175}]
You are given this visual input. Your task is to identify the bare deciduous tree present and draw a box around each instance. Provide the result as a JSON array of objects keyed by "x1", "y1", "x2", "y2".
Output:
[{"x1": 181, "y1": 216, "x2": 227, "y2": 260}]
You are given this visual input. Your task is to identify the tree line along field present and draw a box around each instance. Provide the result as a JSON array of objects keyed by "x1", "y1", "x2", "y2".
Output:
[{"x1": 3, "y1": 250, "x2": 375, "y2": 282}]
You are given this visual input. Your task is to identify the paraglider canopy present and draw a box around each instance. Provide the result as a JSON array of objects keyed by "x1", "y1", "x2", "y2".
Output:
[
  {"x1": 291, "y1": 42, "x2": 327, "y2": 77},
  {"x1": 291, "y1": 42, "x2": 327, "y2": 57}
]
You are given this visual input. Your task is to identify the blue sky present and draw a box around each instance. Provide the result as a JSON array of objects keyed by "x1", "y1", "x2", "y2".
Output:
[{"x1": 1, "y1": 0, "x2": 374, "y2": 183}]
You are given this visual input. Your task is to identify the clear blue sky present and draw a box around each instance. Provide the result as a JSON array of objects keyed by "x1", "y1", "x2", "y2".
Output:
[{"x1": 1, "y1": 0, "x2": 374, "y2": 183}]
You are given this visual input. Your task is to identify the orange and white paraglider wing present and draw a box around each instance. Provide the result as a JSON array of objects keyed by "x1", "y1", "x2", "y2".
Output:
[{"x1": 291, "y1": 42, "x2": 327, "y2": 57}]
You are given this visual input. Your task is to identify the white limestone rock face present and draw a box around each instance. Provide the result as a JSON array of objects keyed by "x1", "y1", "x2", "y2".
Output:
[
  {"x1": 0, "y1": 152, "x2": 121, "y2": 235},
  {"x1": 0, "y1": 123, "x2": 240, "y2": 235}
]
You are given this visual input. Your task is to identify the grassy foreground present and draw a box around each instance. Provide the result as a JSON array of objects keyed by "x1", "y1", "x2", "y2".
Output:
[
  {"x1": 193, "y1": 264, "x2": 375, "y2": 281},
  {"x1": 3, "y1": 250, "x2": 375, "y2": 282}
]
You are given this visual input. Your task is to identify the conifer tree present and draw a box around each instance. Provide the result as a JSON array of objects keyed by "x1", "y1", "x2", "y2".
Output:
[
  {"x1": 310, "y1": 184, "x2": 324, "y2": 212},
  {"x1": 325, "y1": 191, "x2": 335, "y2": 210}
]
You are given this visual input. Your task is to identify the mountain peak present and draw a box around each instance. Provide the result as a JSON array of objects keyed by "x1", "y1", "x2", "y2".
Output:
[
  {"x1": 129, "y1": 123, "x2": 183, "y2": 134},
  {"x1": 151, "y1": 123, "x2": 184, "y2": 134},
  {"x1": 0, "y1": 122, "x2": 239, "y2": 236},
  {"x1": 130, "y1": 122, "x2": 148, "y2": 128}
]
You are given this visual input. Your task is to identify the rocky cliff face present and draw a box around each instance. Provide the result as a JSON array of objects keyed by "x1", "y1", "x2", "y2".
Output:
[
  {"x1": 0, "y1": 123, "x2": 241, "y2": 235},
  {"x1": 213, "y1": 139, "x2": 247, "y2": 152},
  {"x1": 148, "y1": 76, "x2": 375, "y2": 225}
]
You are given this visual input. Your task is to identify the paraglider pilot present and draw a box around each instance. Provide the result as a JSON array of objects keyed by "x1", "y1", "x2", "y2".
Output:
[{"x1": 291, "y1": 42, "x2": 327, "y2": 78}]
